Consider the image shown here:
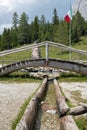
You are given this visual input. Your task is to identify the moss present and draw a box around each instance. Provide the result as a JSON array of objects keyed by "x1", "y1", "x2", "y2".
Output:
[{"x1": 75, "y1": 116, "x2": 87, "y2": 130}]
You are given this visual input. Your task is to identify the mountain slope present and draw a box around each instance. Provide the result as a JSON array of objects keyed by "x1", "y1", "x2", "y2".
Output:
[{"x1": 73, "y1": 0, "x2": 87, "y2": 20}]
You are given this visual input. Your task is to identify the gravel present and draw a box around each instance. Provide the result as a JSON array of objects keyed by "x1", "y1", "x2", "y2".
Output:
[
  {"x1": 0, "y1": 82, "x2": 40, "y2": 130},
  {"x1": 59, "y1": 82, "x2": 87, "y2": 105}
]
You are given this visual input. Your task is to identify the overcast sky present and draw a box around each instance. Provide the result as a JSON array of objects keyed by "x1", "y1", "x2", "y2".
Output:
[{"x1": 0, "y1": 0, "x2": 74, "y2": 34}]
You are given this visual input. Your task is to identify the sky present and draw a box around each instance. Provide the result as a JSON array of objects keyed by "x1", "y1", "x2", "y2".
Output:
[{"x1": 0, "y1": 0, "x2": 74, "y2": 34}]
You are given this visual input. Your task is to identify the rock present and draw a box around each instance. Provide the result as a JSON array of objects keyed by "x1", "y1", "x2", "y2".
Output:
[
  {"x1": 46, "y1": 110, "x2": 57, "y2": 114},
  {"x1": 40, "y1": 101, "x2": 49, "y2": 112},
  {"x1": 40, "y1": 101, "x2": 57, "y2": 114}
]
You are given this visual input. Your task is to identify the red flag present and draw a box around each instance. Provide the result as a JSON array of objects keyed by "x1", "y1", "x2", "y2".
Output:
[{"x1": 64, "y1": 10, "x2": 72, "y2": 23}]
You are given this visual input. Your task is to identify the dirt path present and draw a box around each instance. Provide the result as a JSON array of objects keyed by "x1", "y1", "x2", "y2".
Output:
[
  {"x1": 59, "y1": 82, "x2": 87, "y2": 105},
  {"x1": 0, "y1": 82, "x2": 40, "y2": 130}
]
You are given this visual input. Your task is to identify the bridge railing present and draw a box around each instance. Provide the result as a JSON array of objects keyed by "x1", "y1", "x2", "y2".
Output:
[{"x1": 0, "y1": 41, "x2": 87, "y2": 67}]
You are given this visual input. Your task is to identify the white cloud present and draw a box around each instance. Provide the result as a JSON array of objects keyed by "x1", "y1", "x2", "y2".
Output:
[
  {"x1": 0, "y1": 0, "x2": 39, "y2": 33},
  {"x1": 0, "y1": 0, "x2": 10, "y2": 7},
  {"x1": 0, "y1": 0, "x2": 74, "y2": 34},
  {"x1": 0, "y1": 0, "x2": 13, "y2": 11},
  {"x1": 0, "y1": 0, "x2": 36, "y2": 11},
  {"x1": 0, "y1": 23, "x2": 11, "y2": 34},
  {"x1": 18, "y1": 0, "x2": 35, "y2": 4}
]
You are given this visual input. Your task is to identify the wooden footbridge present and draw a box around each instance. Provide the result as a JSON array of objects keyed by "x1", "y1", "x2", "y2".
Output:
[
  {"x1": 0, "y1": 41, "x2": 87, "y2": 76},
  {"x1": 0, "y1": 41, "x2": 87, "y2": 130}
]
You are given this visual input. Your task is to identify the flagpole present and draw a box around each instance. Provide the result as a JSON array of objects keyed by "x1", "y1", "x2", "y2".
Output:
[
  {"x1": 69, "y1": 19, "x2": 71, "y2": 60},
  {"x1": 69, "y1": 0, "x2": 72, "y2": 61},
  {"x1": 64, "y1": 0, "x2": 72, "y2": 60}
]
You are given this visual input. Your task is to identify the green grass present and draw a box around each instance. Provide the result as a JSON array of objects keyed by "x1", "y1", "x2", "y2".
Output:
[
  {"x1": 58, "y1": 72, "x2": 87, "y2": 82},
  {"x1": 0, "y1": 71, "x2": 42, "y2": 83},
  {"x1": 0, "y1": 36, "x2": 87, "y2": 65},
  {"x1": 71, "y1": 90, "x2": 87, "y2": 104},
  {"x1": 60, "y1": 85, "x2": 75, "y2": 108},
  {"x1": 11, "y1": 97, "x2": 31, "y2": 130},
  {"x1": 75, "y1": 117, "x2": 87, "y2": 130},
  {"x1": 65, "y1": 98, "x2": 75, "y2": 108},
  {"x1": 0, "y1": 49, "x2": 32, "y2": 64},
  {"x1": 74, "y1": 36, "x2": 87, "y2": 47}
]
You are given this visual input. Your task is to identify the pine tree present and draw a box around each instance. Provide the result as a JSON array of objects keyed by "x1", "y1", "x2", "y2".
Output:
[
  {"x1": 72, "y1": 11, "x2": 85, "y2": 42},
  {"x1": 11, "y1": 28, "x2": 17, "y2": 47},
  {"x1": 57, "y1": 20, "x2": 69, "y2": 45},
  {"x1": 0, "y1": 34, "x2": 1, "y2": 42},
  {"x1": 33, "y1": 16, "x2": 39, "y2": 42},
  {"x1": 52, "y1": 8, "x2": 59, "y2": 25},
  {"x1": 85, "y1": 21, "x2": 87, "y2": 35},
  {"x1": 44, "y1": 21, "x2": 53, "y2": 41},
  {"x1": 12, "y1": 12, "x2": 18, "y2": 30},
  {"x1": 12, "y1": 12, "x2": 18, "y2": 47},
  {"x1": 39, "y1": 14, "x2": 46, "y2": 41},
  {"x1": 52, "y1": 8, "x2": 59, "y2": 41},
  {"x1": 18, "y1": 12, "x2": 29, "y2": 45},
  {"x1": 1, "y1": 28, "x2": 12, "y2": 50}
]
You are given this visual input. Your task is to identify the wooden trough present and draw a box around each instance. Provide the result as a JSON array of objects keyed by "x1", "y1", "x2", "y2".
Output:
[{"x1": 16, "y1": 77, "x2": 48, "y2": 130}]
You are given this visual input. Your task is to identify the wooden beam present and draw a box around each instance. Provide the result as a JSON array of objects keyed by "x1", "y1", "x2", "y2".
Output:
[
  {"x1": 79, "y1": 102, "x2": 87, "y2": 108},
  {"x1": 60, "y1": 115, "x2": 79, "y2": 130},
  {"x1": 69, "y1": 105, "x2": 87, "y2": 116},
  {"x1": 16, "y1": 77, "x2": 48, "y2": 130},
  {"x1": 53, "y1": 79, "x2": 69, "y2": 117}
]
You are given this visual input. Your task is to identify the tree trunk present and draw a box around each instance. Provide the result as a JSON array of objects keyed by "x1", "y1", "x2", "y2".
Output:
[
  {"x1": 16, "y1": 77, "x2": 48, "y2": 130},
  {"x1": 53, "y1": 79, "x2": 69, "y2": 117},
  {"x1": 69, "y1": 105, "x2": 87, "y2": 116},
  {"x1": 79, "y1": 102, "x2": 87, "y2": 108},
  {"x1": 60, "y1": 115, "x2": 79, "y2": 130}
]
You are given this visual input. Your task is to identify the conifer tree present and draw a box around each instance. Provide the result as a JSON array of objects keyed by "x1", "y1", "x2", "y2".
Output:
[
  {"x1": 33, "y1": 16, "x2": 39, "y2": 42},
  {"x1": 72, "y1": 11, "x2": 85, "y2": 42},
  {"x1": 18, "y1": 12, "x2": 29, "y2": 45},
  {"x1": 12, "y1": 12, "x2": 18, "y2": 30},
  {"x1": 39, "y1": 14, "x2": 46, "y2": 41},
  {"x1": 52, "y1": 8, "x2": 59, "y2": 25},
  {"x1": 1, "y1": 28, "x2": 12, "y2": 50},
  {"x1": 52, "y1": 8, "x2": 59, "y2": 42}
]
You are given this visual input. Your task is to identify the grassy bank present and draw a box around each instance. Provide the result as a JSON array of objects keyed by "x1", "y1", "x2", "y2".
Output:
[
  {"x1": 0, "y1": 71, "x2": 42, "y2": 83},
  {"x1": 59, "y1": 72, "x2": 87, "y2": 82},
  {"x1": 75, "y1": 117, "x2": 87, "y2": 130}
]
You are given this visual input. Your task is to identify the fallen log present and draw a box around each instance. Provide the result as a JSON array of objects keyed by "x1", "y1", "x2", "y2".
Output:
[
  {"x1": 60, "y1": 115, "x2": 79, "y2": 130},
  {"x1": 79, "y1": 102, "x2": 87, "y2": 108},
  {"x1": 53, "y1": 79, "x2": 69, "y2": 117},
  {"x1": 69, "y1": 105, "x2": 87, "y2": 116},
  {"x1": 16, "y1": 77, "x2": 48, "y2": 130}
]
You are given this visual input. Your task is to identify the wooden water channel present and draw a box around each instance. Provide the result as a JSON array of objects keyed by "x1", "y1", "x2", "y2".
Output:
[
  {"x1": 15, "y1": 76, "x2": 87, "y2": 130},
  {"x1": 34, "y1": 79, "x2": 59, "y2": 130}
]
